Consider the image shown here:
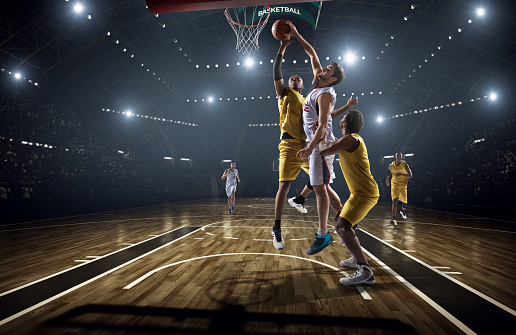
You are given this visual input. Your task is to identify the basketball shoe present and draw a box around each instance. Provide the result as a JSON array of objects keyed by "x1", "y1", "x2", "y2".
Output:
[
  {"x1": 288, "y1": 197, "x2": 307, "y2": 214},
  {"x1": 400, "y1": 210, "x2": 407, "y2": 219},
  {"x1": 340, "y1": 264, "x2": 375, "y2": 286},
  {"x1": 306, "y1": 232, "x2": 333, "y2": 255},
  {"x1": 339, "y1": 255, "x2": 358, "y2": 268},
  {"x1": 272, "y1": 228, "x2": 285, "y2": 250},
  {"x1": 390, "y1": 219, "x2": 397, "y2": 226}
]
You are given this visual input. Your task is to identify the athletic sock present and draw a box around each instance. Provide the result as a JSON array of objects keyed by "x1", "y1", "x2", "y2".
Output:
[
  {"x1": 294, "y1": 195, "x2": 305, "y2": 204},
  {"x1": 392, "y1": 216, "x2": 396, "y2": 220},
  {"x1": 318, "y1": 228, "x2": 328, "y2": 236},
  {"x1": 273, "y1": 220, "x2": 281, "y2": 230}
]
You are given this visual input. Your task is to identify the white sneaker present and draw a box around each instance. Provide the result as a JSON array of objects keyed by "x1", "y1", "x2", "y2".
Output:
[
  {"x1": 288, "y1": 197, "x2": 307, "y2": 214},
  {"x1": 339, "y1": 256, "x2": 358, "y2": 268},
  {"x1": 272, "y1": 228, "x2": 285, "y2": 250},
  {"x1": 340, "y1": 265, "x2": 375, "y2": 286},
  {"x1": 400, "y1": 210, "x2": 407, "y2": 219},
  {"x1": 390, "y1": 219, "x2": 397, "y2": 226}
]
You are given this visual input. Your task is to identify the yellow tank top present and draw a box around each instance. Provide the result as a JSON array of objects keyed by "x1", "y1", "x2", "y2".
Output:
[
  {"x1": 278, "y1": 87, "x2": 306, "y2": 141},
  {"x1": 390, "y1": 160, "x2": 409, "y2": 187},
  {"x1": 338, "y1": 134, "x2": 379, "y2": 197}
]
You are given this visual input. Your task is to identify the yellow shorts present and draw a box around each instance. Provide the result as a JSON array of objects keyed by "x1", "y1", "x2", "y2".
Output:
[
  {"x1": 391, "y1": 185, "x2": 407, "y2": 203},
  {"x1": 278, "y1": 140, "x2": 309, "y2": 182},
  {"x1": 339, "y1": 192, "x2": 379, "y2": 227}
]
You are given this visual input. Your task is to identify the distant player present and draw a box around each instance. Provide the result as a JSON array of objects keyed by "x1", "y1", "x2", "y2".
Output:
[
  {"x1": 386, "y1": 152, "x2": 413, "y2": 225},
  {"x1": 320, "y1": 110, "x2": 379, "y2": 285},
  {"x1": 221, "y1": 161, "x2": 240, "y2": 214}
]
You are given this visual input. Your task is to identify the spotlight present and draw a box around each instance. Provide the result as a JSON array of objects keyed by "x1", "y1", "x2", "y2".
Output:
[
  {"x1": 73, "y1": 3, "x2": 84, "y2": 14},
  {"x1": 244, "y1": 57, "x2": 254, "y2": 68},
  {"x1": 489, "y1": 92, "x2": 498, "y2": 101},
  {"x1": 14, "y1": 73, "x2": 21, "y2": 79},
  {"x1": 344, "y1": 52, "x2": 357, "y2": 65},
  {"x1": 208, "y1": 96, "x2": 214, "y2": 102},
  {"x1": 476, "y1": 7, "x2": 485, "y2": 17},
  {"x1": 376, "y1": 116, "x2": 384, "y2": 123},
  {"x1": 125, "y1": 110, "x2": 133, "y2": 117}
]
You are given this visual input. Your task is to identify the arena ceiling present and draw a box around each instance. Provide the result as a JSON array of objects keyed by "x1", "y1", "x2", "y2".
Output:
[{"x1": 1, "y1": 0, "x2": 515, "y2": 125}]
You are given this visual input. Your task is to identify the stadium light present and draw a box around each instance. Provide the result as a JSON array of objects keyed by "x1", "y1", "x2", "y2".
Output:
[
  {"x1": 14, "y1": 73, "x2": 21, "y2": 79},
  {"x1": 125, "y1": 110, "x2": 133, "y2": 117},
  {"x1": 383, "y1": 155, "x2": 394, "y2": 159},
  {"x1": 476, "y1": 7, "x2": 485, "y2": 17},
  {"x1": 208, "y1": 96, "x2": 214, "y2": 103},
  {"x1": 344, "y1": 52, "x2": 357, "y2": 65},
  {"x1": 404, "y1": 153, "x2": 414, "y2": 157},
  {"x1": 244, "y1": 57, "x2": 254, "y2": 68},
  {"x1": 222, "y1": 160, "x2": 232, "y2": 163},
  {"x1": 164, "y1": 156, "x2": 173, "y2": 160},
  {"x1": 376, "y1": 116, "x2": 384, "y2": 123},
  {"x1": 73, "y1": 3, "x2": 85, "y2": 14},
  {"x1": 180, "y1": 158, "x2": 190, "y2": 161},
  {"x1": 489, "y1": 92, "x2": 498, "y2": 101}
]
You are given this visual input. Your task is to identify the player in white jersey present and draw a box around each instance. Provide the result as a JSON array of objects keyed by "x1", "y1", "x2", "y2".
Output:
[
  {"x1": 288, "y1": 22, "x2": 346, "y2": 255},
  {"x1": 221, "y1": 161, "x2": 240, "y2": 214}
]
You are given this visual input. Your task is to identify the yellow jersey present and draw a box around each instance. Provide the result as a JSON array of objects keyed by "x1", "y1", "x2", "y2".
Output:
[
  {"x1": 390, "y1": 160, "x2": 409, "y2": 187},
  {"x1": 278, "y1": 87, "x2": 306, "y2": 141},
  {"x1": 338, "y1": 134, "x2": 379, "y2": 197}
]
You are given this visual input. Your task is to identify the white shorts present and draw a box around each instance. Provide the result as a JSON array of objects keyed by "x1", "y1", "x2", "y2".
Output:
[
  {"x1": 225, "y1": 184, "x2": 237, "y2": 197},
  {"x1": 308, "y1": 145, "x2": 335, "y2": 186}
]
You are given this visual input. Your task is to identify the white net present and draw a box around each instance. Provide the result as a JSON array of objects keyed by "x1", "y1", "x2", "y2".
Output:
[{"x1": 225, "y1": 5, "x2": 270, "y2": 55}]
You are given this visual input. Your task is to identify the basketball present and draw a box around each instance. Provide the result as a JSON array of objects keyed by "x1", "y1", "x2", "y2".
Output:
[{"x1": 271, "y1": 20, "x2": 291, "y2": 40}]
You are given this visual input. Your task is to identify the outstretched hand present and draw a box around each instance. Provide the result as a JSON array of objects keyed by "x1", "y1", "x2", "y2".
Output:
[
  {"x1": 348, "y1": 96, "x2": 359, "y2": 107},
  {"x1": 285, "y1": 20, "x2": 300, "y2": 38}
]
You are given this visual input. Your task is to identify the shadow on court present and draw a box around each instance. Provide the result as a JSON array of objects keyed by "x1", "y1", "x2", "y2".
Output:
[{"x1": 42, "y1": 303, "x2": 418, "y2": 334}]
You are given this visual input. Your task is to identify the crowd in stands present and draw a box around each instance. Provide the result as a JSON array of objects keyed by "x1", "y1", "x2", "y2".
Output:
[{"x1": 1, "y1": 77, "x2": 514, "y2": 222}]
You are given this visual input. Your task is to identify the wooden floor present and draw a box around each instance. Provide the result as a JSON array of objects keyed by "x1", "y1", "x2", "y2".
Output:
[{"x1": 0, "y1": 197, "x2": 515, "y2": 334}]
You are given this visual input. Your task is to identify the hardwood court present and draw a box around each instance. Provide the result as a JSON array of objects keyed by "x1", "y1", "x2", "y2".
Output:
[{"x1": 0, "y1": 198, "x2": 514, "y2": 334}]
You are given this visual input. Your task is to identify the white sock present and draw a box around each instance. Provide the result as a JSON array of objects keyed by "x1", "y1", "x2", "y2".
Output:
[{"x1": 318, "y1": 229, "x2": 328, "y2": 235}]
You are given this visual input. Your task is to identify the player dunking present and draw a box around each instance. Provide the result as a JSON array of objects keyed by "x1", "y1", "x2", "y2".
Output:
[
  {"x1": 221, "y1": 161, "x2": 240, "y2": 214},
  {"x1": 290, "y1": 22, "x2": 346, "y2": 255},
  {"x1": 320, "y1": 110, "x2": 379, "y2": 285},
  {"x1": 386, "y1": 152, "x2": 413, "y2": 225}
]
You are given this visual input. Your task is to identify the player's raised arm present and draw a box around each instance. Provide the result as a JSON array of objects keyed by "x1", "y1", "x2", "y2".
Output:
[
  {"x1": 332, "y1": 97, "x2": 359, "y2": 119},
  {"x1": 273, "y1": 39, "x2": 293, "y2": 98},
  {"x1": 287, "y1": 21, "x2": 322, "y2": 80}
]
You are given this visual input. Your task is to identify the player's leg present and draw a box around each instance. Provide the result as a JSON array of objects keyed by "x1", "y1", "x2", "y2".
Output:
[
  {"x1": 288, "y1": 157, "x2": 311, "y2": 214},
  {"x1": 327, "y1": 184, "x2": 342, "y2": 217},
  {"x1": 336, "y1": 193, "x2": 378, "y2": 285},
  {"x1": 231, "y1": 188, "x2": 236, "y2": 212},
  {"x1": 273, "y1": 141, "x2": 302, "y2": 249},
  {"x1": 399, "y1": 188, "x2": 408, "y2": 219},
  {"x1": 226, "y1": 186, "x2": 234, "y2": 214},
  {"x1": 391, "y1": 196, "x2": 399, "y2": 226},
  {"x1": 305, "y1": 151, "x2": 333, "y2": 255}
]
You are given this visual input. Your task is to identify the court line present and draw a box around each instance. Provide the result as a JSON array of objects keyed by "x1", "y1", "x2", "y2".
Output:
[
  {"x1": 362, "y1": 245, "x2": 475, "y2": 335},
  {"x1": 361, "y1": 229, "x2": 516, "y2": 317},
  {"x1": 0, "y1": 226, "x2": 201, "y2": 326},
  {"x1": 123, "y1": 252, "x2": 372, "y2": 300},
  {"x1": 366, "y1": 218, "x2": 515, "y2": 234}
]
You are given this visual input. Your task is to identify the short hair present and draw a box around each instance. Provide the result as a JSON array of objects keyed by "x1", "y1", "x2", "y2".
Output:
[
  {"x1": 231, "y1": 160, "x2": 235, "y2": 163},
  {"x1": 331, "y1": 62, "x2": 345, "y2": 86},
  {"x1": 342, "y1": 109, "x2": 364, "y2": 134}
]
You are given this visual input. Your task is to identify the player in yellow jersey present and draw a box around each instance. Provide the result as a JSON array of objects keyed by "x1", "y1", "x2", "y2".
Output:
[
  {"x1": 386, "y1": 152, "x2": 413, "y2": 225},
  {"x1": 320, "y1": 109, "x2": 379, "y2": 285}
]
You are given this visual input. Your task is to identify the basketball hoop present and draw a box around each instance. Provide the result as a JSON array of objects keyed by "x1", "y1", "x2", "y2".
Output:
[{"x1": 225, "y1": 5, "x2": 270, "y2": 55}]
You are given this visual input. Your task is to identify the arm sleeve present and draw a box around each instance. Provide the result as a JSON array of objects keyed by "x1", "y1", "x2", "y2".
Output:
[{"x1": 273, "y1": 53, "x2": 283, "y2": 81}]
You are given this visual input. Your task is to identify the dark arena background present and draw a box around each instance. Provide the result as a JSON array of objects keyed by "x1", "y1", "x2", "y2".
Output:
[{"x1": 1, "y1": 1, "x2": 515, "y2": 334}]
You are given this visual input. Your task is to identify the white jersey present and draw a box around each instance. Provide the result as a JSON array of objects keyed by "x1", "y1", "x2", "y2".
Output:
[
  {"x1": 225, "y1": 169, "x2": 238, "y2": 187},
  {"x1": 302, "y1": 86, "x2": 337, "y2": 143}
]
